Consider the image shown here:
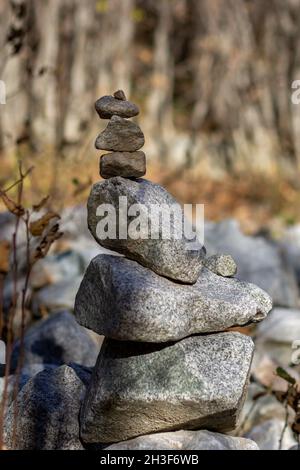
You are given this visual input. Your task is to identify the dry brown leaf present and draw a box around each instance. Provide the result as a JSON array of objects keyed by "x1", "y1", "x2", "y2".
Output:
[
  {"x1": 0, "y1": 240, "x2": 10, "y2": 274},
  {"x1": 0, "y1": 190, "x2": 25, "y2": 216},
  {"x1": 29, "y1": 211, "x2": 60, "y2": 237},
  {"x1": 31, "y1": 224, "x2": 63, "y2": 263},
  {"x1": 32, "y1": 195, "x2": 49, "y2": 211}
]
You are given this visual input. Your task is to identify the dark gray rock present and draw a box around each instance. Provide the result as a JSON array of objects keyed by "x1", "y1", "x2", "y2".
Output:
[
  {"x1": 203, "y1": 254, "x2": 237, "y2": 277},
  {"x1": 74, "y1": 255, "x2": 272, "y2": 342},
  {"x1": 95, "y1": 116, "x2": 144, "y2": 151},
  {"x1": 205, "y1": 219, "x2": 299, "y2": 308},
  {"x1": 107, "y1": 430, "x2": 259, "y2": 450},
  {"x1": 87, "y1": 177, "x2": 206, "y2": 283},
  {"x1": 11, "y1": 311, "x2": 99, "y2": 371},
  {"x1": 113, "y1": 90, "x2": 126, "y2": 101},
  {"x1": 95, "y1": 95, "x2": 139, "y2": 119},
  {"x1": 1, "y1": 363, "x2": 92, "y2": 411},
  {"x1": 4, "y1": 365, "x2": 86, "y2": 449},
  {"x1": 100, "y1": 151, "x2": 146, "y2": 179},
  {"x1": 80, "y1": 332, "x2": 254, "y2": 444},
  {"x1": 21, "y1": 362, "x2": 93, "y2": 388}
]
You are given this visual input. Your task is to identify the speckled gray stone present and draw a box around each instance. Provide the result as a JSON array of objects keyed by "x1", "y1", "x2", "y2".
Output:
[
  {"x1": 95, "y1": 116, "x2": 144, "y2": 151},
  {"x1": 74, "y1": 254, "x2": 272, "y2": 342},
  {"x1": 4, "y1": 365, "x2": 86, "y2": 450},
  {"x1": 87, "y1": 177, "x2": 206, "y2": 283},
  {"x1": 80, "y1": 332, "x2": 254, "y2": 444},
  {"x1": 106, "y1": 429, "x2": 259, "y2": 450},
  {"x1": 204, "y1": 254, "x2": 237, "y2": 277},
  {"x1": 100, "y1": 151, "x2": 146, "y2": 179},
  {"x1": 95, "y1": 95, "x2": 139, "y2": 119}
]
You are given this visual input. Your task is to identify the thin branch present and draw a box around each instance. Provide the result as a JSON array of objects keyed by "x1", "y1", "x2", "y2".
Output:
[
  {"x1": 0, "y1": 162, "x2": 25, "y2": 450},
  {"x1": 2, "y1": 166, "x2": 34, "y2": 194},
  {"x1": 279, "y1": 400, "x2": 289, "y2": 450},
  {"x1": 12, "y1": 210, "x2": 31, "y2": 448},
  {"x1": 0, "y1": 273, "x2": 5, "y2": 340}
]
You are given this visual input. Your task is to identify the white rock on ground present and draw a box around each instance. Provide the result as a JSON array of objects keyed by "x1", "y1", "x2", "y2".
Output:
[
  {"x1": 106, "y1": 429, "x2": 259, "y2": 450},
  {"x1": 254, "y1": 308, "x2": 300, "y2": 365}
]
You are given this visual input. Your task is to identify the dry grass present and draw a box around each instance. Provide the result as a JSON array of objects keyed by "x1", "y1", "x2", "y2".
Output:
[{"x1": 1, "y1": 147, "x2": 300, "y2": 235}]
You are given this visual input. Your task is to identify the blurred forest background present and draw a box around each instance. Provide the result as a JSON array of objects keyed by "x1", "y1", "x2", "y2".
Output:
[{"x1": 1, "y1": 0, "x2": 300, "y2": 231}]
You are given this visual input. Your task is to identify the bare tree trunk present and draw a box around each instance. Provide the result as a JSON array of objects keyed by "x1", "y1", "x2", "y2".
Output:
[
  {"x1": 146, "y1": 0, "x2": 174, "y2": 162},
  {"x1": 96, "y1": 0, "x2": 135, "y2": 97},
  {"x1": 30, "y1": 0, "x2": 60, "y2": 148},
  {"x1": 64, "y1": 0, "x2": 96, "y2": 145}
]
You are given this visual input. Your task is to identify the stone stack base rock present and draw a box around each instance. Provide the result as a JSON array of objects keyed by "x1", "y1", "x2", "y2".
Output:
[{"x1": 74, "y1": 90, "x2": 273, "y2": 446}]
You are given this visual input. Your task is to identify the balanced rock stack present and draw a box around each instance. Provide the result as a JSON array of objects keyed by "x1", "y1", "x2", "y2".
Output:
[
  {"x1": 74, "y1": 91, "x2": 272, "y2": 445},
  {"x1": 95, "y1": 90, "x2": 146, "y2": 179}
]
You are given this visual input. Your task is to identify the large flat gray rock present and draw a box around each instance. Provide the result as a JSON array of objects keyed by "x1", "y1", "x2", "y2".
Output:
[
  {"x1": 80, "y1": 332, "x2": 254, "y2": 444},
  {"x1": 74, "y1": 254, "x2": 272, "y2": 342},
  {"x1": 4, "y1": 365, "x2": 85, "y2": 450},
  {"x1": 205, "y1": 219, "x2": 299, "y2": 308},
  {"x1": 107, "y1": 429, "x2": 259, "y2": 450},
  {"x1": 95, "y1": 116, "x2": 144, "y2": 151},
  {"x1": 87, "y1": 177, "x2": 206, "y2": 283}
]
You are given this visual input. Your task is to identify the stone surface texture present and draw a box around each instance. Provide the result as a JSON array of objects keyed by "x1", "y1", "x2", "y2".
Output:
[
  {"x1": 203, "y1": 254, "x2": 237, "y2": 277},
  {"x1": 74, "y1": 254, "x2": 272, "y2": 342},
  {"x1": 87, "y1": 177, "x2": 206, "y2": 283},
  {"x1": 95, "y1": 95, "x2": 139, "y2": 119},
  {"x1": 95, "y1": 116, "x2": 144, "y2": 151},
  {"x1": 4, "y1": 366, "x2": 86, "y2": 450},
  {"x1": 80, "y1": 332, "x2": 254, "y2": 444},
  {"x1": 100, "y1": 151, "x2": 146, "y2": 179}
]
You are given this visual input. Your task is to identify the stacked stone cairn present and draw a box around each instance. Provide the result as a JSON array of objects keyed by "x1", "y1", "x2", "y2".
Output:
[{"x1": 74, "y1": 91, "x2": 272, "y2": 445}]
